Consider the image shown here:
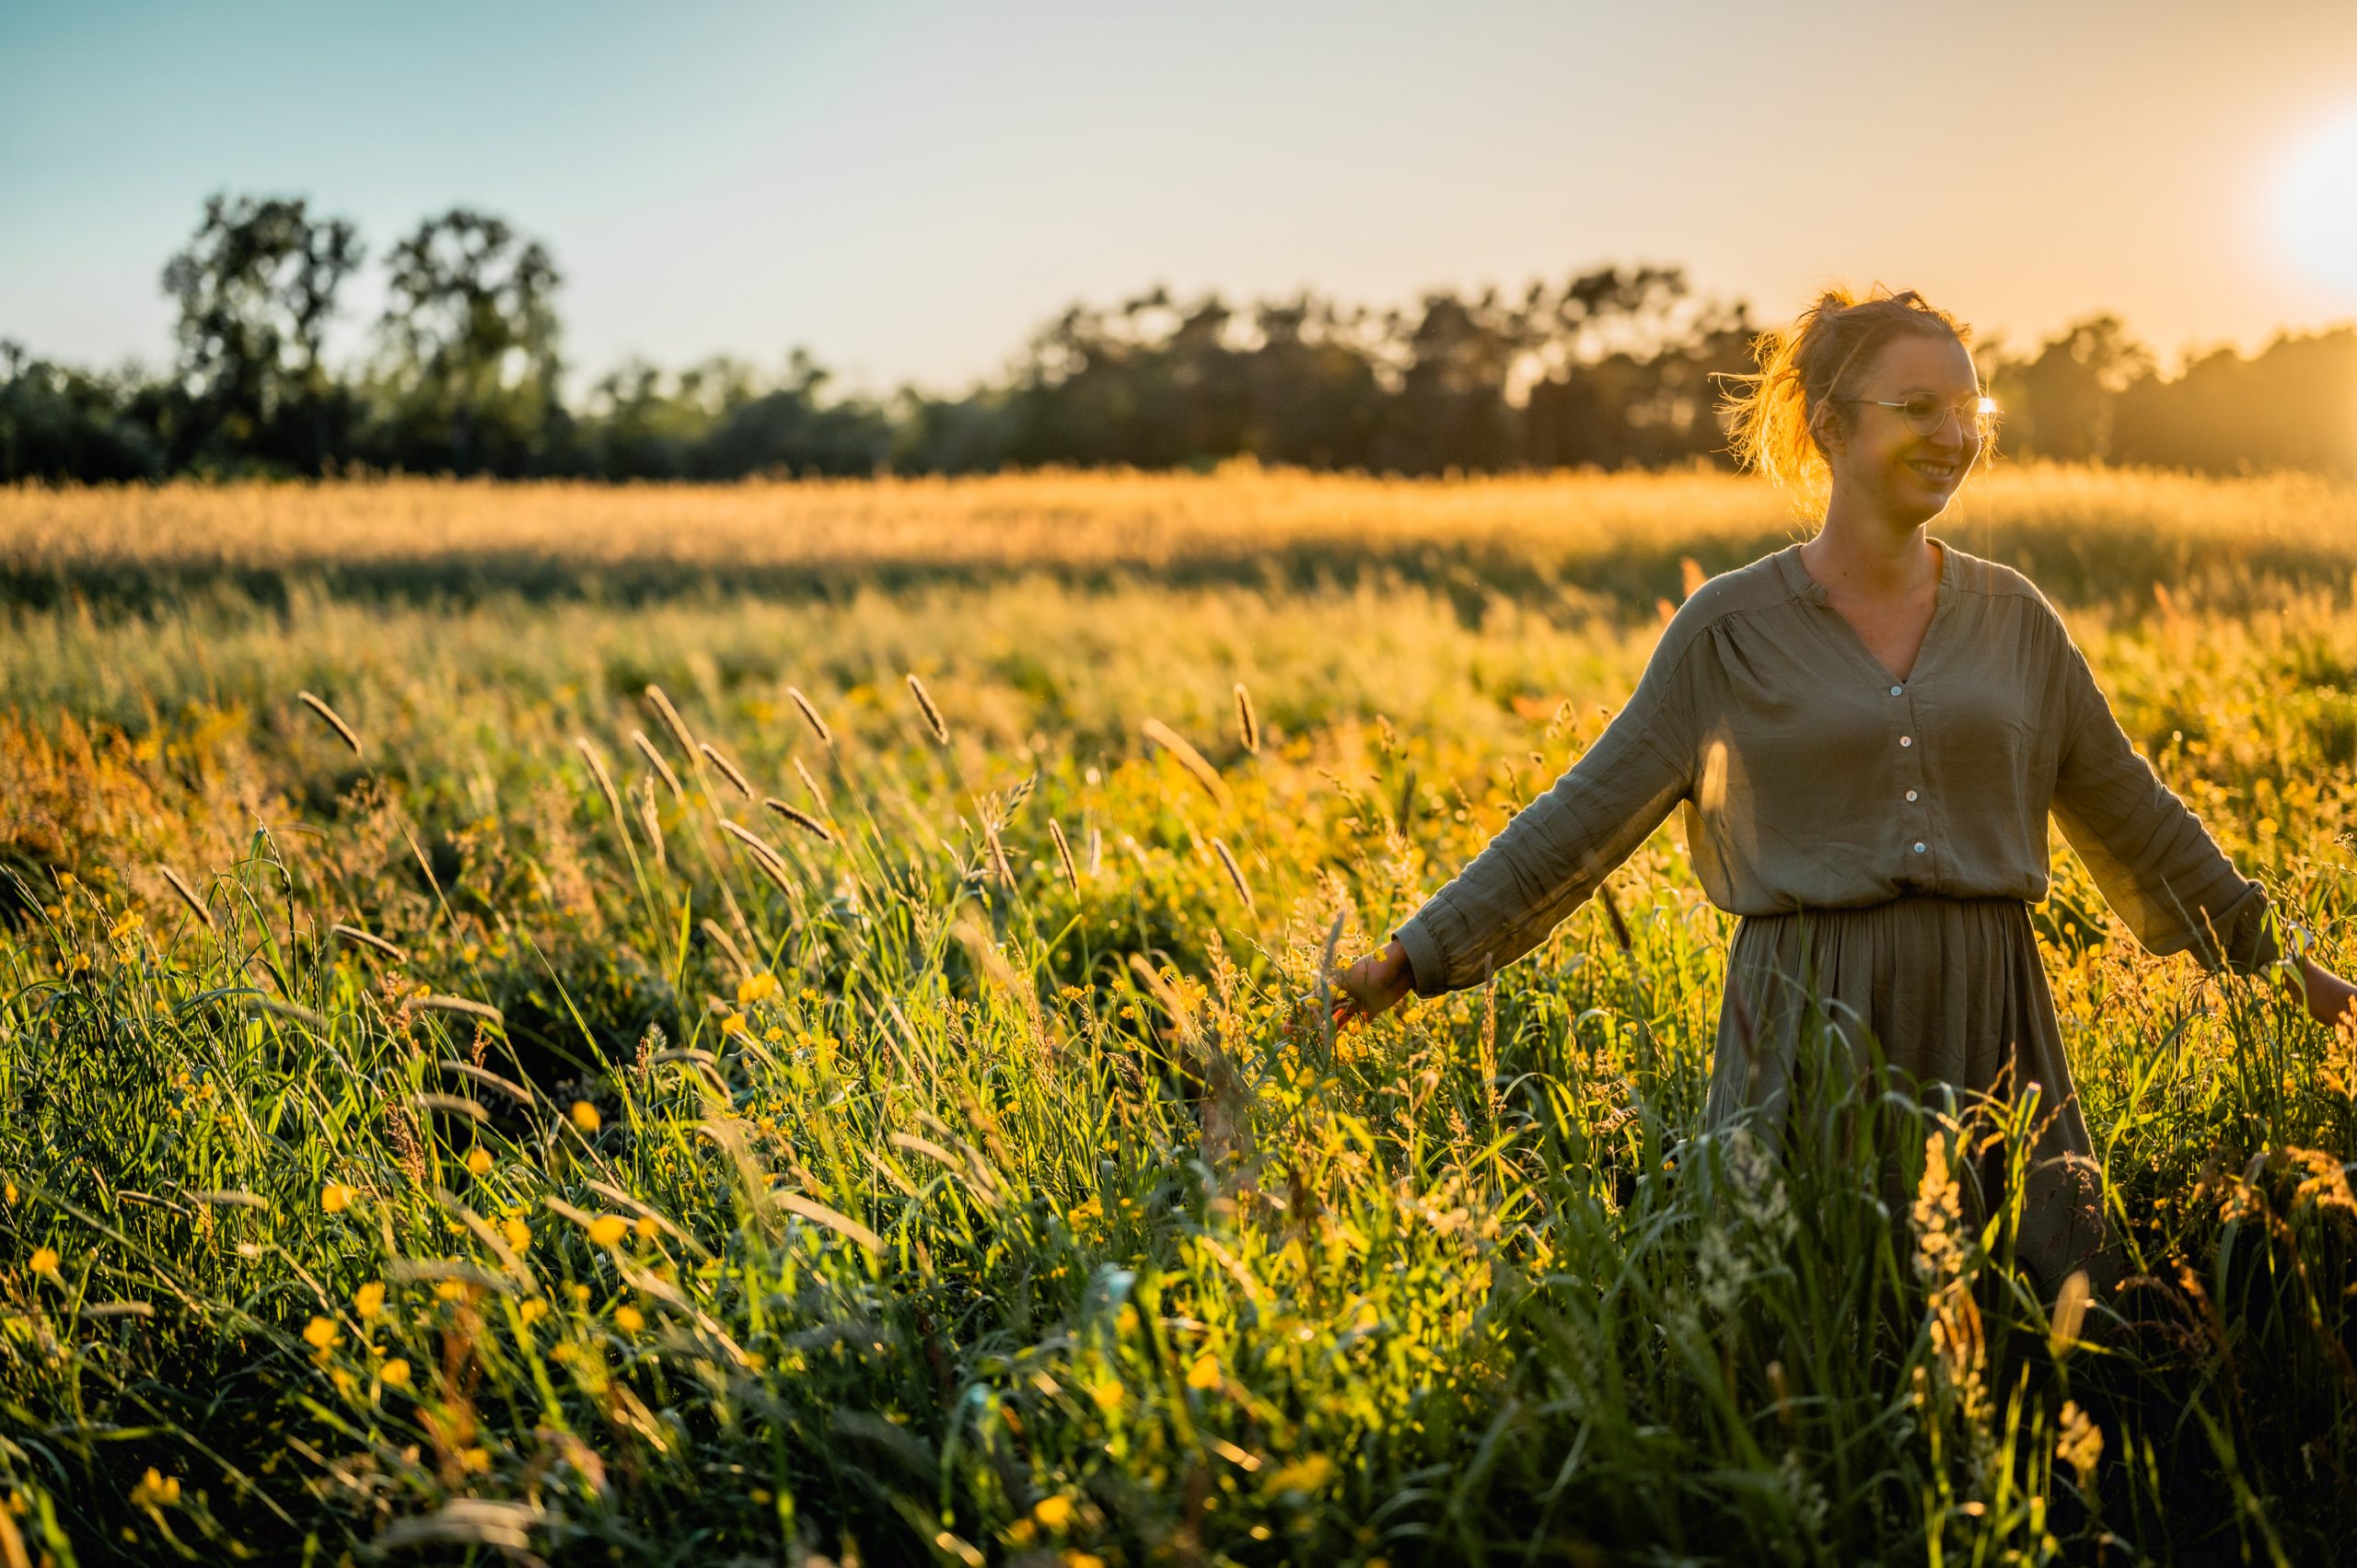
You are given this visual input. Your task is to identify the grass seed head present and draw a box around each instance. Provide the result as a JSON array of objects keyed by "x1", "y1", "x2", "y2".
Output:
[
  {"x1": 906, "y1": 672, "x2": 951, "y2": 745},
  {"x1": 762, "y1": 796, "x2": 834, "y2": 842},
  {"x1": 157, "y1": 865, "x2": 215, "y2": 931},
  {"x1": 631, "y1": 730, "x2": 685, "y2": 799},
  {"x1": 644, "y1": 683, "x2": 696, "y2": 756},
  {"x1": 297, "y1": 690, "x2": 366, "y2": 756},
  {"x1": 787, "y1": 685, "x2": 833, "y2": 747},
  {"x1": 700, "y1": 742, "x2": 756, "y2": 799}
]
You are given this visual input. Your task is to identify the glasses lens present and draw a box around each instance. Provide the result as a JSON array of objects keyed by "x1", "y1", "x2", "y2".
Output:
[
  {"x1": 1898, "y1": 394, "x2": 1945, "y2": 432},
  {"x1": 1898, "y1": 395, "x2": 1994, "y2": 437}
]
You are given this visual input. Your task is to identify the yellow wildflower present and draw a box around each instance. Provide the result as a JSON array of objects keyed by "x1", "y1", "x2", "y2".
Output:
[
  {"x1": 354, "y1": 1282, "x2": 386, "y2": 1320},
  {"x1": 129, "y1": 1467, "x2": 180, "y2": 1510},
  {"x1": 1266, "y1": 1453, "x2": 1337, "y2": 1493},
  {"x1": 570, "y1": 1100, "x2": 601, "y2": 1133},
  {"x1": 1033, "y1": 1494, "x2": 1075, "y2": 1529},
  {"x1": 459, "y1": 1446, "x2": 492, "y2": 1474},
  {"x1": 634, "y1": 1214, "x2": 660, "y2": 1242},
  {"x1": 1187, "y1": 1353, "x2": 1221, "y2": 1390},
  {"x1": 379, "y1": 1358, "x2": 412, "y2": 1388},
  {"x1": 302, "y1": 1316, "x2": 340, "y2": 1351},
  {"x1": 1062, "y1": 1552, "x2": 1105, "y2": 1568},
  {"x1": 464, "y1": 1147, "x2": 493, "y2": 1177},
  {"x1": 321, "y1": 1182, "x2": 356, "y2": 1214},
  {"x1": 503, "y1": 1218, "x2": 532, "y2": 1251},
  {"x1": 587, "y1": 1214, "x2": 629, "y2": 1247},
  {"x1": 615, "y1": 1304, "x2": 645, "y2": 1335},
  {"x1": 737, "y1": 971, "x2": 779, "y2": 1005},
  {"x1": 1006, "y1": 1520, "x2": 1038, "y2": 1548},
  {"x1": 721, "y1": 1013, "x2": 749, "y2": 1040},
  {"x1": 2056, "y1": 1399, "x2": 2105, "y2": 1489},
  {"x1": 3, "y1": 1179, "x2": 15, "y2": 1204},
  {"x1": 518, "y1": 1298, "x2": 549, "y2": 1328},
  {"x1": 29, "y1": 1247, "x2": 60, "y2": 1279}
]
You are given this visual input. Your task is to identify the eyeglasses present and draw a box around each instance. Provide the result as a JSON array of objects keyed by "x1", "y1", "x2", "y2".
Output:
[{"x1": 1833, "y1": 392, "x2": 2000, "y2": 438}]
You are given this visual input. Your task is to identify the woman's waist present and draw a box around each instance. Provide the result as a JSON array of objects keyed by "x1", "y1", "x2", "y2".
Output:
[{"x1": 1730, "y1": 892, "x2": 2033, "y2": 934}]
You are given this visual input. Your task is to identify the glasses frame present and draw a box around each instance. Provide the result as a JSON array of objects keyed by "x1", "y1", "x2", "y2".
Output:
[{"x1": 1831, "y1": 392, "x2": 2002, "y2": 439}]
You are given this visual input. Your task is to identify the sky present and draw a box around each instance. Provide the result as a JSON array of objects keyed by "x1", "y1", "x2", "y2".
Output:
[{"x1": 6, "y1": 0, "x2": 2357, "y2": 399}]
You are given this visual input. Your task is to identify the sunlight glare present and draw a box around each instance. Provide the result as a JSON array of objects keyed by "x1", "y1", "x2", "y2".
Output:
[{"x1": 2277, "y1": 109, "x2": 2357, "y2": 300}]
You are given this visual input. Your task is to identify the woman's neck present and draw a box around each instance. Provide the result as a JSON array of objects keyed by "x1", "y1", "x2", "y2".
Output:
[{"x1": 1802, "y1": 501, "x2": 1939, "y2": 599}]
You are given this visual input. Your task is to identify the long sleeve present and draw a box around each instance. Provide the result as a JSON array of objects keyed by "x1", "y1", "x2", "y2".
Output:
[
  {"x1": 1392, "y1": 630, "x2": 1695, "y2": 997},
  {"x1": 2049, "y1": 633, "x2": 2279, "y2": 974}
]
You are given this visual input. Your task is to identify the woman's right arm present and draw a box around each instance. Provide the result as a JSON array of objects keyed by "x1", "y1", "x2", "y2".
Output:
[{"x1": 1334, "y1": 636, "x2": 1698, "y2": 1024}]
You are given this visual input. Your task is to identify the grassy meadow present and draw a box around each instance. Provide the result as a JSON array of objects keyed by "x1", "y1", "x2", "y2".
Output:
[{"x1": 2, "y1": 464, "x2": 2356, "y2": 1565}]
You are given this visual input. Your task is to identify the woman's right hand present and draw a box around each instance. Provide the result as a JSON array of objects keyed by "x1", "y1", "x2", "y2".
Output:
[{"x1": 1331, "y1": 938, "x2": 1417, "y2": 1028}]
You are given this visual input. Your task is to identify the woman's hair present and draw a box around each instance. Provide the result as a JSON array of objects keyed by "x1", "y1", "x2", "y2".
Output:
[{"x1": 1720, "y1": 285, "x2": 1980, "y2": 507}]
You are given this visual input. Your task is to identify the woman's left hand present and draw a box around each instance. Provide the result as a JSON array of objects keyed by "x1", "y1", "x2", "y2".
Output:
[{"x1": 2299, "y1": 954, "x2": 2357, "y2": 1033}]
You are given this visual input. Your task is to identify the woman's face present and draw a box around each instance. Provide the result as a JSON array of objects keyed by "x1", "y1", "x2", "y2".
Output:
[{"x1": 1819, "y1": 332, "x2": 1986, "y2": 525}]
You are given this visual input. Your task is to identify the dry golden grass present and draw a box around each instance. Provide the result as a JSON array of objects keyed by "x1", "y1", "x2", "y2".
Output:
[{"x1": 3, "y1": 462, "x2": 2351, "y2": 614}]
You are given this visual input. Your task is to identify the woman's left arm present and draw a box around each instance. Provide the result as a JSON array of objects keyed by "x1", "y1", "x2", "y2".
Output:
[{"x1": 2047, "y1": 619, "x2": 2357, "y2": 1030}]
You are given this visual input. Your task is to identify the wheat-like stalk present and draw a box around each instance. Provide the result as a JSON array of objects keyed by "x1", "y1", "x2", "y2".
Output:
[
  {"x1": 638, "y1": 777, "x2": 668, "y2": 871},
  {"x1": 792, "y1": 755, "x2": 830, "y2": 811},
  {"x1": 1048, "y1": 818, "x2": 1080, "y2": 892},
  {"x1": 720, "y1": 819, "x2": 797, "y2": 895},
  {"x1": 1596, "y1": 881, "x2": 1634, "y2": 953},
  {"x1": 297, "y1": 691, "x2": 365, "y2": 757},
  {"x1": 575, "y1": 736, "x2": 627, "y2": 827},
  {"x1": 416, "y1": 993, "x2": 505, "y2": 1025},
  {"x1": 762, "y1": 797, "x2": 834, "y2": 842},
  {"x1": 158, "y1": 865, "x2": 214, "y2": 931},
  {"x1": 985, "y1": 822, "x2": 1015, "y2": 888},
  {"x1": 331, "y1": 923, "x2": 408, "y2": 963},
  {"x1": 1142, "y1": 718, "x2": 1231, "y2": 807},
  {"x1": 700, "y1": 743, "x2": 756, "y2": 799},
  {"x1": 698, "y1": 917, "x2": 752, "y2": 981},
  {"x1": 645, "y1": 683, "x2": 697, "y2": 756},
  {"x1": 1233, "y1": 682, "x2": 1260, "y2": 754},
  {"x1": 1210, "y1": 838, "x2": 1255, "y2": 912},
  {"x1": 787, "y1": 686, "x2": 833, "y2": 747},
  {"x1": 632, "y1": 729, "x2": 685, "y2": 798},
  {"x1": 1087, "y1": 825, "x2": 1103, "y2": 877},
  {"x1": 906, "y1": 673, "x2": 950, "y2": 745}
]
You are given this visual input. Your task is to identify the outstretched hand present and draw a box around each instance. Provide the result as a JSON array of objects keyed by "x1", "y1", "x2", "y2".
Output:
[
  {"x1": 1330, "y1": 938, "x2": 1417, "y2": 1029},
  {"x1": 2299, "y1": 953, "x2": 2357, "y2": 1035}
]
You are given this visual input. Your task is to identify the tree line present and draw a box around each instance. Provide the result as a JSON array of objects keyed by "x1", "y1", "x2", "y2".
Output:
[{"x1": 5, "y1": 192, "x2": 2353, "y2": 483}]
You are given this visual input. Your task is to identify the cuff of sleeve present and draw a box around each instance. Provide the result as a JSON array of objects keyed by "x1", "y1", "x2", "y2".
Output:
[
  {"x1": 2206, "y1": 882, "x2": 2282, "y2": 975},
  {"x1": 1391, "y1": 912, "x2": 1451, "y2": 999}
]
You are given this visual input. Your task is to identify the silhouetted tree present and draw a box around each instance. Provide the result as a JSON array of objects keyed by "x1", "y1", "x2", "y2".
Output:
[
  {"x1": 1995, "y1": 314, "x2": 2152, "y2": 462},
  {"x1": 159, "y1": 192, "x2": 365, "y2": 471},
  {"x1": 2111, "y1": 327, "x2": 2357, "y2": 476},
  {"x1": 367, "y1": 209, "x2": 565, "y2": 475},
  {"x1": 0, "y1": 343, "x2": 168, "y2": 482}
]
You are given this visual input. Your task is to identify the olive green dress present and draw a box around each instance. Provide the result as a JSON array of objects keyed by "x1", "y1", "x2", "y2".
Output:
[{"x1": 1391, "y1": 538, "x2": 2282, "y2": 1286}]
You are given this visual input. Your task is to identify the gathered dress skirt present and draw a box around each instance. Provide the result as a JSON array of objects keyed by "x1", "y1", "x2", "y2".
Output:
[{"x1": 1701, "y1": 894, "x2": 2108, "y2": 1290}]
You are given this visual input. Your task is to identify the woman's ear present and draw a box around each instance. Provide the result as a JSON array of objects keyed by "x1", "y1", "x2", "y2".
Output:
[{"x1": 1808, "y1": 401, "x2": 1841, "y2": 455}]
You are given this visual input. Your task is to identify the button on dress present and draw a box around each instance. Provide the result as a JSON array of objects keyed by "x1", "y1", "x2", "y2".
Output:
[{"x1": 1391, "y1": 538, "x2": 2282, "y2": 1286}]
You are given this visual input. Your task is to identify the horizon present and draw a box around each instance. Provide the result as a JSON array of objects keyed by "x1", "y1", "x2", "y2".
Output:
[{"x1": 6, "y1": 0, "x2": 2357, "y2": 399}]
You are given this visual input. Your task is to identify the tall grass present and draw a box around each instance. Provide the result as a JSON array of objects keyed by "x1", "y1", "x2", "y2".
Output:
[{"x1": 0, "y1": 467, "x2": 2353, "y2": 1563}]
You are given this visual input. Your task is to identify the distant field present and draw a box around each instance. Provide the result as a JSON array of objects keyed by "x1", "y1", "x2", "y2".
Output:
[
  {"x1": 5, "y1": 461, "x2": 2356, "y2": 613},
  {"x1": 2, "y1": 466, "x2": 2354, "y2": 1563}
]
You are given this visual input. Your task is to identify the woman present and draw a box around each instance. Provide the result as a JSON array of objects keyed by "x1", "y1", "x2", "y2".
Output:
[{"x1": 1332, "y1": 285, "x2": 2357, "y2": 1289}]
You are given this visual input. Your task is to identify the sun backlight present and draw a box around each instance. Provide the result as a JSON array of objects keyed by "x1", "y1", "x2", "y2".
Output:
[{"x1": 2278, "y1": 109, "x2": 2357, "y2": 300}]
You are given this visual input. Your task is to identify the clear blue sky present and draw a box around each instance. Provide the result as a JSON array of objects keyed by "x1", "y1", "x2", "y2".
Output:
[{"x1": 6, "y1": 0, "x2": 2355, "y2": 397}]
